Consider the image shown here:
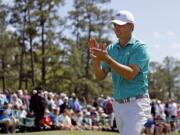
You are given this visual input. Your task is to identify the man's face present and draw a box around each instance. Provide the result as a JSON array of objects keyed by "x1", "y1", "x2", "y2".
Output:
[{"x1": 113, "y1": 23, "x2": 133, "y2": 39}]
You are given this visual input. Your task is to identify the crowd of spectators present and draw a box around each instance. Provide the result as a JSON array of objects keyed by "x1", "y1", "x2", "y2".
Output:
[
  {"x1": 0, "y1": 87, "x2": 180, "y2": 135},
  {"x1": 0, "y1": 87, "x2": 114, "y2": 134},
  {"x1": 143, "y1": 99, "x2": 180, "y2": 135}
]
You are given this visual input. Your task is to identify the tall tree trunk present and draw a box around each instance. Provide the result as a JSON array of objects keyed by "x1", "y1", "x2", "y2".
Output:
[
  {"x1": 19, "y1": 30, "x2": 25, "y2": 89},
  {"x1": 28, "y1": 6, "x2": 35, "y2": 87},
  {"x1": 30, "y1": 35, "x2": 35, "y2": 86},
  {"x1": 19, "y1": 13, "x2": 27, "y2": 89},
  {"x1": 166, "y1": 58, "x2": 172, "y2": 99},
  {"x1": 40, "y1": 3, "x2": 46, "y2": 85},
  {"x1": 25, "y1": 78, "x2": 28, "y2": 89},
  {"x1": 85, "y1": 13, "x2": 91, "y2": 78},
  {"x1": 1, "y1": 55, "x2": 5, "y2": 92},
  {"x1": 167, "y1": 68, "x2": 172, "y2": 99}
]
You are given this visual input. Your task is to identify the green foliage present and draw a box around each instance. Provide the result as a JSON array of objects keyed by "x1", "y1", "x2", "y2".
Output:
[
  {"x1": 64, "y1": 0, "x2": 114, "y2": 101},
  {"x1": 0, "y1": 32, "x2": 20, "y2": 91},
  {"x1": 0, "y1": 0, "x2": 179, "y2": 102},
  {"x1": 149, "y1": 57, "x2": 180, "y2": 101}
]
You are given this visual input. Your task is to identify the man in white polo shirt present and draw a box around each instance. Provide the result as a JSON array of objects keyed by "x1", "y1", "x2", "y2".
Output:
[{"x1": 88, "y1": 10, "x2": 151, "y2": 135}]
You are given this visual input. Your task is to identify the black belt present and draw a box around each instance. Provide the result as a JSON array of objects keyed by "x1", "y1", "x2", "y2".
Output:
[{"x1": 116, "y1": 95, "x2": 149, "y2": 104}]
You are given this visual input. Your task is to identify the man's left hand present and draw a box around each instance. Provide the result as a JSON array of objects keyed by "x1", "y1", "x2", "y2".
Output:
[{"x1": 91, "y1": 43, "x2": 109, "y2": 61}]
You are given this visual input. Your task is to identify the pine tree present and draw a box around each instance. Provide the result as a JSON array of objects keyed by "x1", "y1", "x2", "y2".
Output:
[{"x1": 68, "y1": 0, "x2": 114, "y2": 101}]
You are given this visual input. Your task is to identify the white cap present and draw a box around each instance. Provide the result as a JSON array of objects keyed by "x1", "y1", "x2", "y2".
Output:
[
  {"x1": 32, "y1": 89, "x2": 37, "y2": 94},
  {"x1": 64, "y1": 96, "x2": 68, "y2": 101},
  {"x1": 18, "y1": 90, "x2": 23, "y2": 95},
  {"x1": 111, "y1": 10, "x2": 135, "y2": 25},
  {"x1": 45, "y1": 109, "x2": 50, "y2": 114},
  {"x1": 60, "y1": 93, "x2": 66, "y2": 97}
]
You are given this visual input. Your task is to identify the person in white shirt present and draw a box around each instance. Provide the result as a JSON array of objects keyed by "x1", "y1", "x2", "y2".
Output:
[
  {"x1": 168, "y1": 100, "x2": 178, "y2": 131},
  {"x1": 59, "y1": 109, "x2": 72, "y2": 130}
]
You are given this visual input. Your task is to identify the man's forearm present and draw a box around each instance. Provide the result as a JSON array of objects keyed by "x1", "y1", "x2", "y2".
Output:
[
  {"x1": 104, "y1": 55, "x2": 136, "y2": 80},
  {"x1": 92, "y1": 59, "x2": 107, "y2": 81}
]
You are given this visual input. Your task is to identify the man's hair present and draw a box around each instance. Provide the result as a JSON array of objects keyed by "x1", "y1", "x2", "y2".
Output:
[{"x1": 34, "y1": 85, "x2": 43, "y2": 93}]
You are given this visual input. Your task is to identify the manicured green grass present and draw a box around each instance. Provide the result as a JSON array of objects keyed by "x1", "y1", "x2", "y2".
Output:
[
  {"x1": 15, "y1": 130, "x2": 119, "y2": 135},
  {"x1": 5, "y1": 130, "x2": 180, "y2": 135}
]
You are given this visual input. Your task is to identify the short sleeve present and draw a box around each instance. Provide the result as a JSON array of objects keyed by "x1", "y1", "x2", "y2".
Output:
[{"x1": 129, "y1": 44, "x2": 150, "y2": 70}]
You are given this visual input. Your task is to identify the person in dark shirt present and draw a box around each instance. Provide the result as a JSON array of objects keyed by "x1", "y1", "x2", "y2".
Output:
[
  {"x1": 60, "y1": 97, "x2": 68, "y2": 114},
  {"x1": 29, "y1": 86, "x2": 47, "y2": 130}
]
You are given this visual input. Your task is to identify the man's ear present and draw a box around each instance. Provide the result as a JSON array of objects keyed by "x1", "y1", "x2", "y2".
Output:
[{"x1": 131, "y1": 23, "x2": 134, "y2": 32}]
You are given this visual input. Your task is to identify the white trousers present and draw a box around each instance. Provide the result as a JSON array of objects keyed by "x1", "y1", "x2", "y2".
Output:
[{"x1": 112, "y1": 97, "x2": 151, "y2": 135}]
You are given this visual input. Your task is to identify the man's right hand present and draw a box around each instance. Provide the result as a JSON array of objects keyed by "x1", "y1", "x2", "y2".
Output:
[
  {"x1": 88, "y1": 38, "x2": 108, "y2": 80},
  {"x1": 88, "y1": 38, "x2": 97, "y2": 49},
  {"x1": 88, "y1": 38, "x2": 99, "y2": 60}
]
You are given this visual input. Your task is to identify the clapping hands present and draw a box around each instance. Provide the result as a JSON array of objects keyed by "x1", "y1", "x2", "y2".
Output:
[{"x1": 88, "y1": 38, "x2": 108, "y2": 61}]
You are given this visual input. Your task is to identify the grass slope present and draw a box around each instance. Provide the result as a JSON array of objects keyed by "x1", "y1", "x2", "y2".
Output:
[
  {"x1": 15, "y1": 130, "x2": 118, "y2": 135},
  {"x1": 7, "y1": 130, "x2": 180, "y2": 135}
]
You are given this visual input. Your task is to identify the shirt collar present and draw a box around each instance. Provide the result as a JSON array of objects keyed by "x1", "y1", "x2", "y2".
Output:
[
  {"x1": 115, "y1": 36, "x2": 135, "y2": 48},
  {"x1": 127, "y1": 36, "x2": 135, "y2": 45}
]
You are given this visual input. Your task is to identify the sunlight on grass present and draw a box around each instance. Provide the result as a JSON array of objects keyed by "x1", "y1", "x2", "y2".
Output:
[
  {"x1": 15, "y1": 130, "x2": 119, "y2": 135},
  {"x1": 13, "y1": 130, "x2": 180, "y2": 135}
]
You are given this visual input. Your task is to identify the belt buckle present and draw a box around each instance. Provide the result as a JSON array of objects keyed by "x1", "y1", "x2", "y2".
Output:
[
  {"x1": 117, "y1": 97, "x2": 137, "y2": 104},
  {"x1": 129, "y1": 97, "x2": 136, "y2": 102},
  {"x1": 124, "y1": 99, "x2": 128, "y2": 103}
]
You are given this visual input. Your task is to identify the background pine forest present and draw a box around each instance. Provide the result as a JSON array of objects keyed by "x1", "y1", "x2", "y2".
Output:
[{"x1": 0, "y1": 0, "x2": 179, "y2": 102}]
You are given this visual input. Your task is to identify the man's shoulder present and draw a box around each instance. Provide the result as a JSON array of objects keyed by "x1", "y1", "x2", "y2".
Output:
[
  {"x1": 130, "y1": 38, "x2": 148, "y2": 53},
  {"x1": 131, "y1": 37, "x2": 146, "y2": 46}
]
